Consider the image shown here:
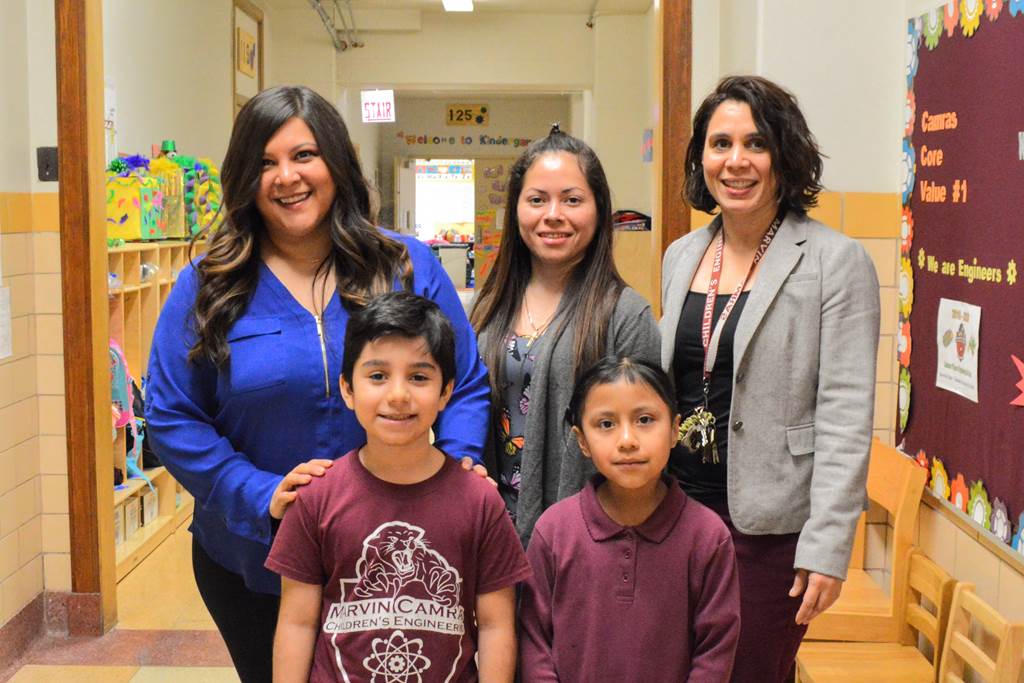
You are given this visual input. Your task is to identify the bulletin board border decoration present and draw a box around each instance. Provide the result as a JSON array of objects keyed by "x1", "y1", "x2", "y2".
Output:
[{"x1": 901, "y1": 2, "x2": 1024, "y2": 555}]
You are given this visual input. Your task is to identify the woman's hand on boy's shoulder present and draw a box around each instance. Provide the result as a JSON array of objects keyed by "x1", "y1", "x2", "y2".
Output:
[
  {"x1": 269, "y1": 459, "x2": 334, "y2": 519},
  {"x1": 460, "y1": 457, "x2": 497, "y2": 487}
]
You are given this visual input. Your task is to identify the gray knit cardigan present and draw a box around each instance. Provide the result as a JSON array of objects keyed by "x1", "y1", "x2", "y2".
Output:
[{"x1": 479, "y1": 287, "x2": 661, "y2": 545}]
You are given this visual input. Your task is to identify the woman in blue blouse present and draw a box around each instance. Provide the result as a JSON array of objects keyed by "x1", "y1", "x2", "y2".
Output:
[{"x1": 145, "y1": 86, "x2": 489, "y2": 683}]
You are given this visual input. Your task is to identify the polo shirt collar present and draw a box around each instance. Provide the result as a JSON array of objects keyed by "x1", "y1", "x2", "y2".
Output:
[{"x1": 580, "y1": 473, "x2": 687, "y2": 544}]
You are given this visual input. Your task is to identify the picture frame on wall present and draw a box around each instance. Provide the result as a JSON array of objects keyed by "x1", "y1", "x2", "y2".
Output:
[{"x1": 233, "y1": 0, "x2": 264, "y2": 118}]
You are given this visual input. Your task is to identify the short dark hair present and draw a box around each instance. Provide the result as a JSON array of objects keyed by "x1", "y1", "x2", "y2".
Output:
[
  {"x1": 684, "y1": 75, "x2": 824, "y2": 216},
  {"x1": 566, "y1": 356, "x2": 678, "y2": 428},
  {"x1": 342, "y1": 292, "x2": 456, "y2": 390}
]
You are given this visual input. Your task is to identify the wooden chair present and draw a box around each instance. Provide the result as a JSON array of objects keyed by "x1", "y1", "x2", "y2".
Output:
[
  {"x1": 937, "y1": 583, "x2": 1024, "y2": 683},
  {"x1": 805, "y1": 439, "x2": 928, "y2": 643},
  {"x1": 795, "y1": 549, "x2": 957, "y2": 683}
]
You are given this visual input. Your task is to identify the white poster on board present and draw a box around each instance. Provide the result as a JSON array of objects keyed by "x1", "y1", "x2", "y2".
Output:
[{"x1": 935, "y1": 297, "x2": 980, "y2": 402}]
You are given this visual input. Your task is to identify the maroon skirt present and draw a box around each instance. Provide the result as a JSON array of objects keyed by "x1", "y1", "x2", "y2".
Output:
[{"x1": 705, "y1": 500, "x2": 807, "y2": 683}]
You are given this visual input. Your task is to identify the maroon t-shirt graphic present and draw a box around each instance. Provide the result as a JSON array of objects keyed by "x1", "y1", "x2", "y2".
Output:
[{"x1": 266, "y1": 452, "x2": 531, "y2": 683}]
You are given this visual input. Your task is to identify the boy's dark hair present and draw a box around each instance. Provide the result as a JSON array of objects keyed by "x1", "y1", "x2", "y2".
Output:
[
  {"x1": 342, "y1": 291, "x2": 456, "y2": 390},
  {"x1": 566, "y1": 356, "x2": 678, "y2": 428}
]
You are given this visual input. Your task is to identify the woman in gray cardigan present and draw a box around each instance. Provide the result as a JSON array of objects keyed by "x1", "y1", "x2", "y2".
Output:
[{"x1": 471, "y1": 125, "x2": 660, "y2": 544}]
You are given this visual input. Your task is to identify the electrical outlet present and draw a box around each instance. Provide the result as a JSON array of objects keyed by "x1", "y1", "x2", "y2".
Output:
[{"x1": 37, "y1": 147, "x2": 58, "y2": 181}]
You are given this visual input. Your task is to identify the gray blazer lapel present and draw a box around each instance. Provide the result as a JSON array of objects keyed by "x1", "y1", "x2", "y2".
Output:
[
  {"x1": 733, "y1": 213, "x2": 808, "y2": 368},
  {"x1": 660, "y1": 218, "x2": 718, "y2": 368}
]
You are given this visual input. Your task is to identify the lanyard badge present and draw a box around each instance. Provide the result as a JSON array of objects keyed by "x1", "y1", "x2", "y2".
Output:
[{"x1": 678, "y1": 213, "x2": 782, "y2": 464}]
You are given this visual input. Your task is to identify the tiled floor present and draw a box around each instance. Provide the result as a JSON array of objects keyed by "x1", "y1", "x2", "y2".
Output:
[{"x1": 2, "y1": 519, "x2": 239, "y2": 682}]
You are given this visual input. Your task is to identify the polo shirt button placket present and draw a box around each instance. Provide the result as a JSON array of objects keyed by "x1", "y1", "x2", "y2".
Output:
[{"x1": 616, "y1": 530, "x2": 637, "y2": 600}]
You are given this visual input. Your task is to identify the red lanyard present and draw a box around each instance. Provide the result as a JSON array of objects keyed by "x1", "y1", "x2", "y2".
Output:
[{"x1": 700, "y1": 214, "x2": 783, "y2": 392}]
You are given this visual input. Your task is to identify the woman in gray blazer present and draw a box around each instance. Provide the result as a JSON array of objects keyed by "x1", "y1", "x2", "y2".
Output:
[
  {"x1": 661, "y1": 76, "x2": 880, "y2": 682},
  {"x1": 471, "y1": 125, "x2": 660, "y2": 545}
]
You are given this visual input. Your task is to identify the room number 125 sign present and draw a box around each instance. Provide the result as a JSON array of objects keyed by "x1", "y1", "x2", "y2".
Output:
[{"x1": 446, "y1": 104, "x2": 488, "y2": 126}]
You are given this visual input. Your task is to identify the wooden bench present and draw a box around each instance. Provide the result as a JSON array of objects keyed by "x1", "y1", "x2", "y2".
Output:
[
  {"x1": 804, "y1": 439, "x2": 928, "y2": 643},
  {"x1": 796, "y1": 548, "x2": 956, "y2": 682}
]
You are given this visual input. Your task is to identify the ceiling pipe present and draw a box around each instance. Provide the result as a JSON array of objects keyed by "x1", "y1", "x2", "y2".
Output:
[{"x1": 308, "y1": 0, "x2": 363, "y2": 51}]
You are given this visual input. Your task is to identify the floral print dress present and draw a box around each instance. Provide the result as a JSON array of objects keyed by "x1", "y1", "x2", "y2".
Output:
[{"x1": 497, "y1": 335, "x2": 539, "y2": 522}]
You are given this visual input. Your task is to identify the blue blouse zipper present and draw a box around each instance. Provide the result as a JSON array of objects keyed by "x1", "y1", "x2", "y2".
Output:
[{"x1": 314, "y1": 313, "x2": 330, "y2": 398}]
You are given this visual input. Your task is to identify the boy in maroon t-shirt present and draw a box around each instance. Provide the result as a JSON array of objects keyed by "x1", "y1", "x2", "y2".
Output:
[{"x1": 266, "y1": 292, "x2": 530, "y2": 683}]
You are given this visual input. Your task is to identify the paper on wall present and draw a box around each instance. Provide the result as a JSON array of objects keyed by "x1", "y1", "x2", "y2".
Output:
[
  {"x1": 935, "y1": 297, "x2": 980, "y2": 402},
  {"x1": 0, "y1": 287, "x2": 11, "y2": 360}
]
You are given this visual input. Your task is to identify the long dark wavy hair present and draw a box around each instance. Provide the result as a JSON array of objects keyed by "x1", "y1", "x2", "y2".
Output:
[
  {"x1": 188, "y1": 85, "x2": 412, "y2": 366},
  {"x1": 684, "y1": 75, "x2": 824, "y2": 216},
  {"x1": 469, "y1": 125, "x2": 626, "y2": 398}
]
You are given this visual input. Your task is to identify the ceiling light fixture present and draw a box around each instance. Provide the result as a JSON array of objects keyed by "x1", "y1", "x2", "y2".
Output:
[{"x1": 442, "y1": 0, "x2": 474, "y2": 11}]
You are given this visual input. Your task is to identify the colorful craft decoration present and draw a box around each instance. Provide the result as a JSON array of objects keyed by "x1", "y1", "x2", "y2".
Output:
[
  {"x1": 950, "y1": 473, "x2": 969, "y2": 512},
  {"x1": 967, "y1": 480, "x2": 992, "y2": 529},
  {"x1": 193, "y1": 158, "x2": 224, "y2": 235},
  {"x1": 150, "y1": 157, "x2": 186, "y2": 238},
  {"x1": 900, "y1": 208, "x2": 914, "y2": 255},
  {"x1": 1013, "y1": 513, "x2": 1024, "y2": 554},
  {"x1": 924, "y1": 8, "x2": 943, "y2": 48},
  {"x1": 903, "y1": 93, "x2": 916, "y2": 139},
  {"x1": 944, "y1": 0, "x2": 961, "y2": 35},
  {"x1": 991, "y1": 498, "x2": 1012, "y2": 543},
  {"x1": 905, "y1": 20, "x2": 920, "y2": 87},
  {"x1": 915, "y1": 449, "x2": 929, "y2": 469},
  {"x1": 1010, "y1": 354, "x2": 1024, "y2": 406},
  {"x1": 898, "y1": 367, "x2": 911, "y2": 432},
  {"x1": 901, "y1": 138, "x2": 916, "y2": 206},
  {"x1": 898, "y1": 317, "x2": 912, "y2": 367},
  {"x1": 174, "y1": 156, "x2": 224, "y2": 236},
  {"x1": 960, "y1": 0, "x2": 983, "y2": 35},
  {"x1": 898, "y1": 257, "x2": 914, "y2": 318},
  {"x1": 984, "y1": 0, "x2": 1004, "y2": 20},
  {"x1": 930, "y1": 457, "x2": 951, "y2": 499},
  {"x1": 105, "y1": 172, "x2": 163, "y2": 241}
]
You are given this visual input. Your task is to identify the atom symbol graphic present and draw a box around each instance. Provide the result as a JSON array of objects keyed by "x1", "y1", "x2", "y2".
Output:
[{"x1": 363, "y1": 630, "x2": 432, "y2": 682}]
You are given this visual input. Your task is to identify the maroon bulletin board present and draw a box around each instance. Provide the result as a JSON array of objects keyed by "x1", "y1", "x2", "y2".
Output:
[{"x1": 900, "y1": 3, "x2": 1024, "y2": 550}]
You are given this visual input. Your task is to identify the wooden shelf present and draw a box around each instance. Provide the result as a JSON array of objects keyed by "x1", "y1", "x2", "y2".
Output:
[
  {"x1": 109, "y1": 240, "x2": 205, "y2": 583},
  {"x1": 116, "y1": 493, "x2": 194, "y2": 581}
]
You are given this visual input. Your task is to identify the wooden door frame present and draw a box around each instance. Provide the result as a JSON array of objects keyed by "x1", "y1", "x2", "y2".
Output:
[
  {"x1": 56, "y1": 0, "x2": 117, "y2": 635},
  {"x1": 661, "y1": 0, "x2": 693, "y2": 254}
]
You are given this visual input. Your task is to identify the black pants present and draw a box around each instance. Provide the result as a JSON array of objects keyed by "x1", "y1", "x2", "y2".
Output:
[{"x1": 192, "y1": 537, "x2": 279, "y2": 683}]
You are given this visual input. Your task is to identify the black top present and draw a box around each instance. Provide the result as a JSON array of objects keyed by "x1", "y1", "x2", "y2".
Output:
[{"x1": 669, "y1": 290, "x2": 749, "y2": 505}]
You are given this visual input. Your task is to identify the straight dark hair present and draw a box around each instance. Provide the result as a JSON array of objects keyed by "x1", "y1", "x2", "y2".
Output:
[
  {"x1": 469, "y1": 125, "x2": 626, "y2": 398},
  {"x1": 566, "y1": 356, "x2": 678, "y2": 429},
  {"x1": 342, "y1": 291, "x2": 456, "y2": 390},
  {"x1": 189, "y1": 85, "x2": 412, "y2": 366},
  {"x1": 684, "y1": 75, "x2": 824, "y2": 216}
]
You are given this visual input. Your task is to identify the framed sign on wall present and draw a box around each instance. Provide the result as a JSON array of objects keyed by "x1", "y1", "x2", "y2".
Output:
[{"x1": 233, "y1": 0, "x2": 264, "y2": 117}]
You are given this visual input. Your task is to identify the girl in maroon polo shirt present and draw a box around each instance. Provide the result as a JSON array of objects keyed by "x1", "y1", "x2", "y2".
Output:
[{"x1": 519, "y1": 356, "x2": 741, "y2": 682}]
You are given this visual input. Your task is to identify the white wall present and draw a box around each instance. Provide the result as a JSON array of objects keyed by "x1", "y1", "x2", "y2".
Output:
[
  {"x1": 101, "y1": 0, "x2": 264, "y2": 165},
  {"x1": 592, "y1": 13, "x2": 654, "y2": 213},
  {"x1": 0, "y1": 0, "x2": 30, "y2": 192},
  {"x1": 26, "y1": 2, "x2": 57, "y2": 194},
  {"x1": 759, "y1": 1, "x2": 904, "y2": 192},
  {"x1": 268, "y1": 7, "x2": 334, "y2": 99},
  {"x1": 689, "y1": 0, "x2": 906, "y2": 194},
  {"x1": 336, "y1": 88, "x2": 382, "y2": 186},
  {"x1": 335, "y1": 12, "x2": 594, "y2": 91},
  {"x1": 691, "y1": 0, "x2": 720, "y2": 113}
]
